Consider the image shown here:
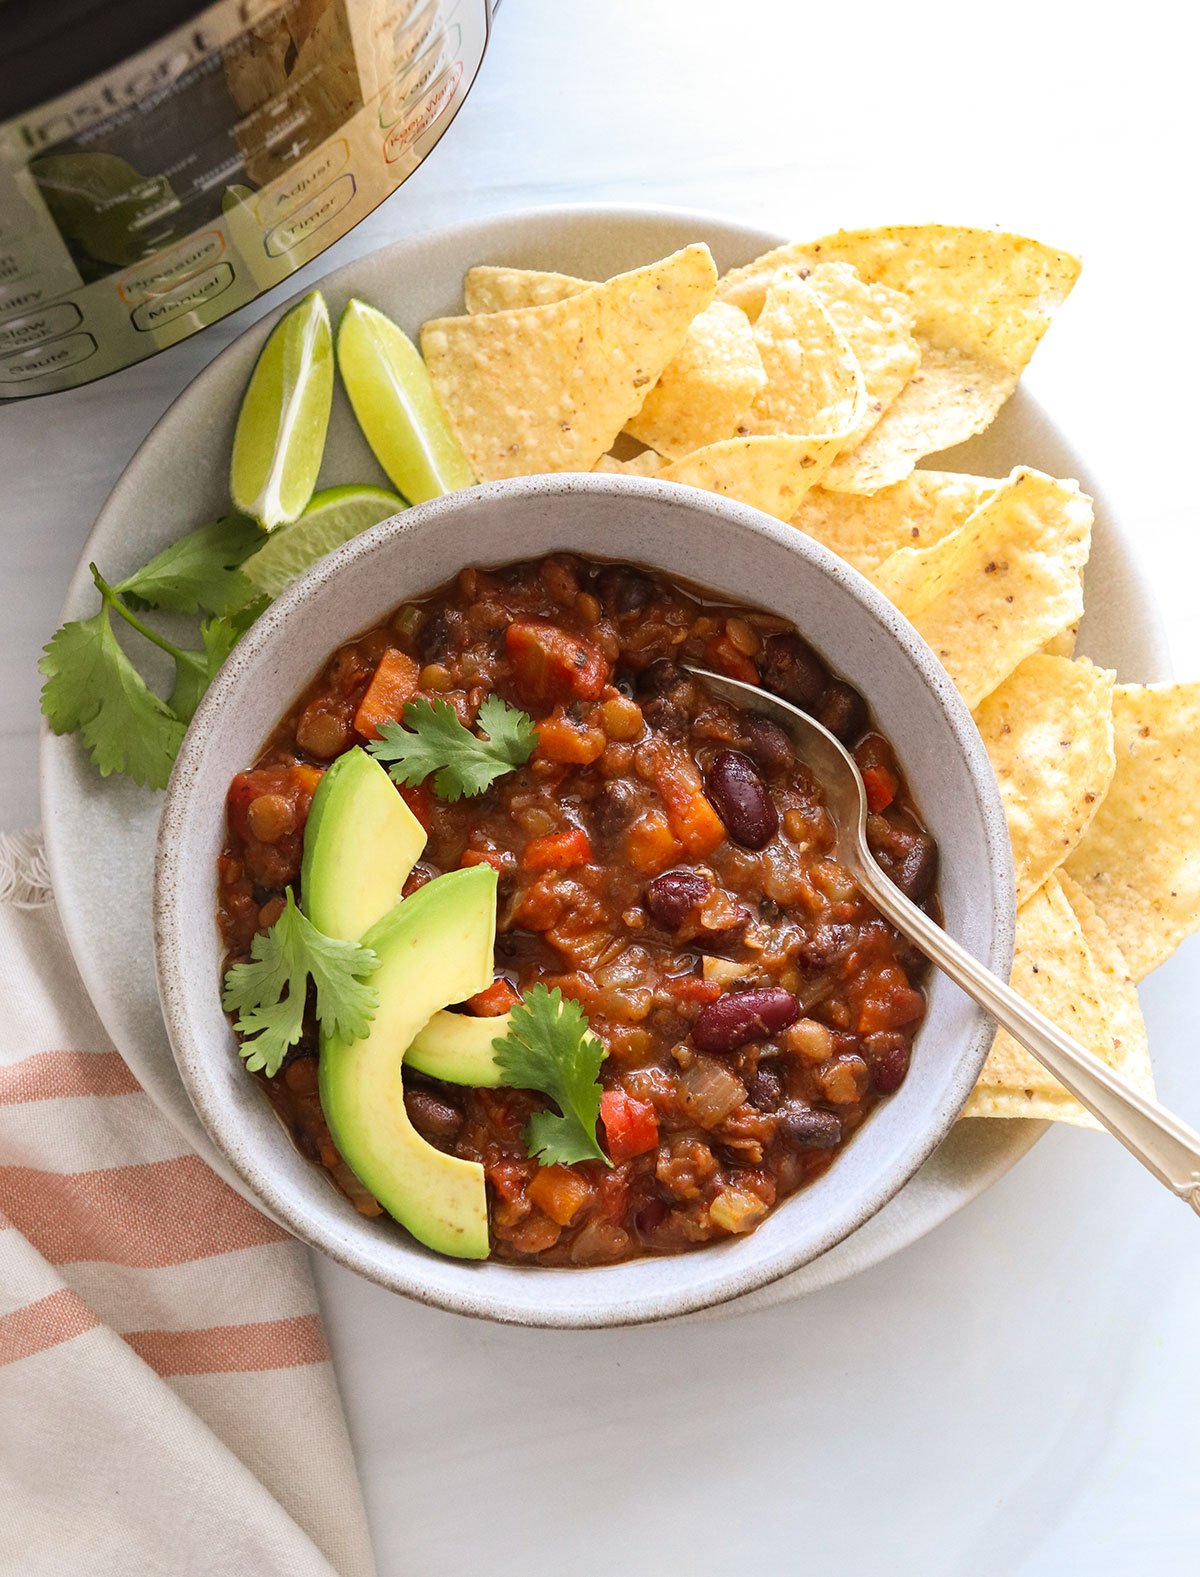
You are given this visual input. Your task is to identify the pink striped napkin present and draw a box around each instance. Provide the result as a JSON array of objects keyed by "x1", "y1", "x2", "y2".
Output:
[{"x1": 0, "y1": 831, "x2": 376, "y2": 1577}]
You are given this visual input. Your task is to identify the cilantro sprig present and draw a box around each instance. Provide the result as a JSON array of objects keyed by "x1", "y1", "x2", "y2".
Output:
[
  {"x1": 368, "y1": 694, "x2": 537, "y2": 801},
  {"x1": 40, "y1": 514, "x2": 267, "y2": 789},
  {"x1": 221, "y1": 889, "x2": 379, "y2": 1078},
  {"x1": 493, "y1": 985, "x2": 611, "y2": 1167},
  {"x1": 39, "y1": 565, "x2": 247, "y2": 788}
]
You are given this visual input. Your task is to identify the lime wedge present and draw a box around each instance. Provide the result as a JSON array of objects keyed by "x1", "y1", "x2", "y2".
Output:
[
  {"x1": 241, "y1": 484, "x2": 404, "y2": 598},
  {"x1": 230, "y1": 291, "x2": 334, "y2": 531},
  {"x1": 336, "y1": 298, "x2": 474, "y2": 504}
]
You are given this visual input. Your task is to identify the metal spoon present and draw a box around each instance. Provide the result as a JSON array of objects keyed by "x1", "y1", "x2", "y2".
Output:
[{"x1": 686, "y1": 664, "x2": 1200, "y2": 1213}]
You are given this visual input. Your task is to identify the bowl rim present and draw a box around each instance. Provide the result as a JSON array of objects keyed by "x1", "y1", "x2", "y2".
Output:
[{"x1": 153, "y1": 471, "x2": 1016, "y2": 1326}]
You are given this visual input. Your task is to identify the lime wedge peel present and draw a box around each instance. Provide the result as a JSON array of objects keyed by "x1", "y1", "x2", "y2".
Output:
[
  {"x1": 241, "y1": 484, "x2": 404, "y2": 598},
  {"x1": 336, "y1": 298, "x2": 474, "y2": 506},
  {"x1": 230, "y1": 291, "x2": 334, "y2": 532}
]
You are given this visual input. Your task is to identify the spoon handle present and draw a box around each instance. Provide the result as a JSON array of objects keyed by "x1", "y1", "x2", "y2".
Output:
[{"x1": 856, "y1": 860, "x2": 1200, "y2": 1213}]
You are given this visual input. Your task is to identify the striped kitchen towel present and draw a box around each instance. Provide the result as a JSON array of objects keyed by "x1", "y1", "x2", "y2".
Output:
[{"x1": 0, "y1": 831, "x2": 376, "y2": 1577}]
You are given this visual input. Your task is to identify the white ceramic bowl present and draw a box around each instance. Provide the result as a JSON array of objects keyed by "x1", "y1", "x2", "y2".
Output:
[{"x1": 154, "y1": 473, "x2": 1015, "y2": 1327}]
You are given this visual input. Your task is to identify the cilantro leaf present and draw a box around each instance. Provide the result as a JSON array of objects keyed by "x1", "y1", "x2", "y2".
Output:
[
  {"x1": 39, "y1": 605, "x2": 185, "y2": 789},
  {"x1": 492, "y1": 985, "x2": 611, "y2": 1167},
  {"x1": 118, "y1": 513, "x2": 263, "y2": 616},
  {"x1": 168, "y1": 616, "x2": 242, "y2": 723},
  {"x1": 221, "y1": 890, "x2": 379, "y2": 1077},
  {"x1": 367, "y1": 693, "x2": 537, "y2": 802}
]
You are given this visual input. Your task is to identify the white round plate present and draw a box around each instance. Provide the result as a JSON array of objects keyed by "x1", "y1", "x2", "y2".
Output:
[{"x1": 40, "y1": 205, "x2": 1170, "y2": 1315}]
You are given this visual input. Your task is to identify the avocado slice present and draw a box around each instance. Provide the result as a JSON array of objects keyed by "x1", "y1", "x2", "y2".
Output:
[
  {"x1": 301, "y1": 746, "x2": 510, "y2": 1070},
  {"x1": 302, "y1": 747, "x2": 426, "y2": 940},
  {"x1": 407, "y1": 1009, "x2": 508, "y2": 1086},
  {"x1": 319, "y1": 865, "x2": 497, "y2": 1259}
]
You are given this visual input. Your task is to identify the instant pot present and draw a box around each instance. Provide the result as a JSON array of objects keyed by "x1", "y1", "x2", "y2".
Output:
[{"x1": 0, "y1": 0, "x2": 496, "y2": 398}]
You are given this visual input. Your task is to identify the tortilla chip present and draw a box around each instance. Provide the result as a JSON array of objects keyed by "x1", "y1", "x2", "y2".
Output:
[
  {"x1": 719, "y1": 227, "x2": 1080, "y2": 491},
  {"x1": 789, "y1": 470, "x2": 995, "y2": 577},
  {"x1": 1063, "y1": 682, "x2": 1200, "y2": 979},
  {"x1": 421, "y1": 244, "x2": 717, "y2": 479},
  {"x1": 973, "y1": 655, "x2": 1116, "y2": 905},
  {"x1": 963, "y1": 874, "x2": 1135, "y2": 1125},
  {"x1": 801, "y1": 263, "x2": 921, "y2": 482},
  {"x1": 593, "y1": 449, "x2": 666, "y2": 477},
  {"x1": 464, "y1": 268, "x2": 764, "y2": 459},
  {"x1": 741, "y1": 271, "x2": 865, "y2": 442},
  {"x1": 1041, "y1": 623, "x2": 1079, "y2": 658},
  {"x1": 1058, "y1": 872, "x2": 1155, "y2": 1099},
  {"x1": 463, "y1": 265, "x2": 589, "y2": 313},
  {"x1": 660, "y1": 435, "x2": 841, "y2": 520},
  {"x1": 873, "y1": 468, "x2": 1092, "y2": 709}
]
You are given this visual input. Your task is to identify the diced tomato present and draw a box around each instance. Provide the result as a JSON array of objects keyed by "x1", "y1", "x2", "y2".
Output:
[
  {"x1": 398, "y1": 782, "x2": 433, "y2": 831},
  {"x1": 862, "y1": 766, "x2": 899, "y2": 814},
  {"x1": 703, "y1": 632, "x2": 759, "y2": 687},
  {"x1": 855, "y1": 964, "x2": 926, "y2": 1034},
  {"x1": 466, "y1": 977, "x2": 521, "y2": 1017},
  {"x1": 600, "y1": 1089, "x2": 659, "y2": 1163},
  {"x1": 651, "y1": 743, "x2": 726, "y2": 856},
  {"x1": 523, "y1": 826, "x2": 592, "y2": 872},
  {"x1": 506, "y1": 619, "x2": 610, "y2": 709},
  {"x1": 535, "y1": 708, "x2": 607, "y2": 765},
  {"x1": 624, "y1": 809, "x2": 684, "y2": 875},
  {"x1": 226, "y1": 765, "x2": 319, "y2": 845},
  {"x1": 353, "y1": 648, "x2": 419, "y2": 740},
  {"x1": 527, "y1": 1165, "x2": 594, "y2": 1226},
  {"x1": 663, "y1": 973, "x2": 723, "y2": 1006},
  {"x1": 514, "y1": 875, "x2": 567, "y2": 932}
]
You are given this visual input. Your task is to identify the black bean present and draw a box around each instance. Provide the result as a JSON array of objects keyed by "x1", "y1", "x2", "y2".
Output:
[
  {"x1": 869, "y1": 818, "x2": 938, "y2": 902},
  {"x1": 597, "y1": 566, "x2": 654, "y2": 616},
  {"x1": 404, "y1": 1087, "x2": 463, "y2": 1140},
  {"x1": 639, "y1": 658, "x2": 685, "y2": 698},
  {"x1": 741, "y1": 715, "x2": 795, "y2": 775},
  {"x1": 418, "y1": 606, "x2": 461, "y2": 663},
  {"x1": 593, "y1": 779, "x2": 641, "y2": 845},
  {"x1": 794, "y1": 921, "x2": 857, "y2": 972},
  {"x1": 818, "y1": 680, "x2": 868, "y2": 744},
  {"x1": 693, "y1": 987, "x2": 799, "y2": 1054},
  {"x1": 776, "y1": 1101, "x2": 842, "y2": 1148},
  {"x1": 748, "y1": 1064, "x2": 784, "y2": 1111},
  {"x1": 759, "y1": 633, "x2": 829, "y2": 712},
  {"x1": 645, "y1": 868, "x2": 710, "y2": 930},
  {"x1": 705, "y1": 750, "x2": 778, "y2": 849},
  {"x1": 864, "y1": 1032, "x2": 911, "y2": 1095},
  {"x1": 641, "y1": 696, "x2": 687, "y2": 739},
  {"x1": 634, "y1": 1196, "x2": 670, "y2": 1238}
]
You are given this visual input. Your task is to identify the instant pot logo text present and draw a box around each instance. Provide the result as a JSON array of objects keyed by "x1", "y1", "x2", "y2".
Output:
[{"x1": 16, "y1": 0, "x2": 279, "y2": 151}]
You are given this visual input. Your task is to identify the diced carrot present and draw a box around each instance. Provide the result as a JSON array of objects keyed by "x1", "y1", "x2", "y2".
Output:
[
  {"x1": 599, "y1": 1090, "x2": 659, "y2": 1163},
  {"x1": 862, "y1": 766, "x2": 899, "y2": 814},
  {"x1": 466, "y1": 977, "x2": 521, "y2": 1017},
  {"x1": 624, "y1": 809, "x2": 684, "y2": 875},
  {"x1": 527, "y1": 1165, "x2": 594, "y2": 1226},
  {"x1": 652, "y1": 744, "x2": 726, "y2": 856},
  {"x1": 523, "y1": 826, "x2": 592, "y2": 872},
  {"x1": 506, "y1": 619, "x2": 610, "y2": 709},
  {"x1": 535, "y1": 709, "x2": 607, "y2": 765},
  {"x1": 353, "y1": 648, "x2": 420, "y2": 740},
  {"x1": 459, "y1": 846, "x2": 510, "y2": 875},
  {"x1": 855, "y1": 964, "x2": 926, "y2": 1034}
]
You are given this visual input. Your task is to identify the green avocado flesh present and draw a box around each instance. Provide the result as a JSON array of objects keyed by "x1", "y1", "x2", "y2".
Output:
[
  {"x1": 406, "y1": 1009, "x2": 510, "y2": 1086},
  {"x1": 319, "y1": 865, "x2": 498, "y2": 1259},
  {"x1": 301, "y1": 747, "x2": 425, "y2": 940}
]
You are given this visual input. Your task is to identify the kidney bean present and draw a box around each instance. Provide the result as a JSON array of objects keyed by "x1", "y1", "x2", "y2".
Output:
[
  {"x1": 759, "y1": 633, "x2": 829, "y2": 712},
  {"x1": 864, "y1": 1032, "x2": 911, "y2": 1094},
  {"x1": 868, "y1": 817, "x2": 938, "y2": 902},
  {"x1": 741, "y1": 715, "x2": 795, "y2": 775},
  {"x1": 704, "y1": 751, "x2": 778, "y2": 849},
  {"x1": 693, "y1": 986, "x2": 799, "y2": 1054},
  {"x1": 644, "y1": 867, "x2": 709, "y2": 930},
  {"x1": 818, "y1": 680, "x2": 868, "y2": 744},
  {"x1": 776, "y1": 1101, "x2": 842, "y2": 1148},
  {"x1": 634, "y1": 1196, "x2": 670, "y2": 1238}
]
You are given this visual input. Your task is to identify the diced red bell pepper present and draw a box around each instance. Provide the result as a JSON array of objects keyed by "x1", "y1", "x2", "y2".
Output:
[
  {"x1": 506, "y1": 619, "x2": 611, "y2": 709},
  {"x1": 600, "y1": 1089, "x2": 659, "y2": 1163},
  {"x1": 466, "y1": 977, "x2": 521, "y2": 1017},
  {"x1": 459, "y1": 846, "x2": 510, "y2": 875},
  {"x1": 862, "y1": 765, "x2": 899, "y2": 814},
  {"x1": 353, "y1": 648, "x2": 420, "y2": 740},
  {"x1": 522, "y1": 826, "x2": 592, "y2": 872}
]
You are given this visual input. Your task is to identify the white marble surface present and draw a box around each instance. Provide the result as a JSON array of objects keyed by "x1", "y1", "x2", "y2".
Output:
[{"x1": 3, "y1": 2, "x2": 1198, "y2": 1572}]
